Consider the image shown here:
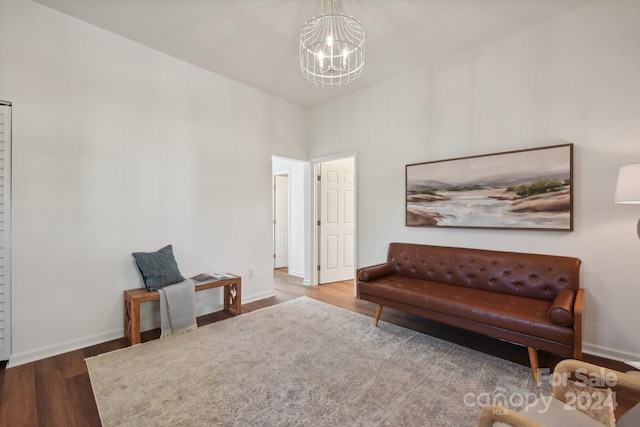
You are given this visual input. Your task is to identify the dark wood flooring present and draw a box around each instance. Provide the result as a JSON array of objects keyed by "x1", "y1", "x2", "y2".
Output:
[{"x1": 0, "y1": 269, "x2": 636, "y2": 426}]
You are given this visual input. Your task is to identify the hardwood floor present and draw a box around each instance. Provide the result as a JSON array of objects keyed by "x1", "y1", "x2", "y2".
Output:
[{"x1": 0, "y1": 269, "x2": 636, "y2": 426}]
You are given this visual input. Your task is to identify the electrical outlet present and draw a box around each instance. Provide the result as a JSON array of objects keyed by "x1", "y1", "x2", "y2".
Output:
[{"x1": 249, "y1": 268, "x2": 255, "y2": 278}]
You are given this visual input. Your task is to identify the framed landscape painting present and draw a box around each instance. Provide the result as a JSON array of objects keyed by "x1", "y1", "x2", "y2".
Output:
[{"x1": 405, "y1": 143, "x2": 573, "y2": 231}]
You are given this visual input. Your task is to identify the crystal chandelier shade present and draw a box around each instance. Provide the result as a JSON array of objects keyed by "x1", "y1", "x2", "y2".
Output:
[{"x1": 300, "y1": 0, "x2": 365, "y2": 86}]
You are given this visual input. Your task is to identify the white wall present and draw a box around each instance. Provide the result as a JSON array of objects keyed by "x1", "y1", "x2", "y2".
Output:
[
  {"x1": 0, "y1": 0, "x2": 308, "y2": 365},
  {"x1": 3, "y1": 0, "x2": 639, "y2": 366},
  {"x1": 272, "y1": 156, "x2": 307, "y2": 278},
  {"x1": 310, "y1": 0, "x2": 640, "y2": 361}
]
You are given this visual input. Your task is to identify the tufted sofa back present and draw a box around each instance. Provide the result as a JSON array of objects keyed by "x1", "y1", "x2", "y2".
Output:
[{"x1": 387, "y1": 242, "x2": 581, "y2": 301}]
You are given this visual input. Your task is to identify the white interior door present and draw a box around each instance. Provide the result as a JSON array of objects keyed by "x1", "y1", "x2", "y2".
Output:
[
  {"x1": 319, "y1": 158, "x2": 354, "y2": 284},
  {"x1": 273, "y1": 175, "x2": 289, "y2": 269}
]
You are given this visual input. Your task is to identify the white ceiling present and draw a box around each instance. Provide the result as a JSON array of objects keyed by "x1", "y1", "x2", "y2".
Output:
[{"x1": 32, "y1": 0, "x2": 599, "y2": 109}]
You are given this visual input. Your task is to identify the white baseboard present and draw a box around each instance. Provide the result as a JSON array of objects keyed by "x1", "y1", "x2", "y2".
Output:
[
  {"x1": 6, "y1": 290, "x2": 279, "y2": 368},
  {"x1": 242, "y1": 290, "x2": 276, "y2": 303},
  {"x1": 583, "y1": 342, "x2": 640, "y2": 363},
  {"x1": 287, "y1": 269, "x2": 305, "y2": 278},
  {"x1": 7, "y1": 329, "x2": 123, "y2": 368},
  {"x1": 9, "y1": 318, "x2": 638, "y2": 370}
]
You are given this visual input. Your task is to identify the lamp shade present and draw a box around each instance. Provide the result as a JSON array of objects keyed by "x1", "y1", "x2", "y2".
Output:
[{"x1": 614, "y1": 164, "x2": 640, "y2": 204}]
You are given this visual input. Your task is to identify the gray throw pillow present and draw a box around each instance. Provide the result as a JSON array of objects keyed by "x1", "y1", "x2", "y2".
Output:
[{"x1": 132, "y1": 244, "x2": 185, "y2": 291}]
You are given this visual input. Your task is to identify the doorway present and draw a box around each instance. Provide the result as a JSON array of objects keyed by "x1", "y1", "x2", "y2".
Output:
[
  {"x1": 273, "y1": 174, "x2": 289, "y2": 269},
  {"x1": 316, "y1": 156, "x2": 356, "y2": 285},
  {"x1": 272, "y1": 156, "x2": 308, "y2": 280}
]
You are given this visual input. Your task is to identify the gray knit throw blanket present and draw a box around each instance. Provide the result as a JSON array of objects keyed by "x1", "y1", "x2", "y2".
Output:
[{"x1": 158, "y1": 279, "x2": 197, "y2": 338}]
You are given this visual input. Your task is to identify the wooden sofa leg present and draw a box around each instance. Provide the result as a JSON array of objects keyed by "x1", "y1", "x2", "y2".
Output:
[
  {"x1": 527, "y1": 346, "x2": 539, "y2": 382},
  {"x1": 374, "y1": 305, "x2": 383, "y2": 326}
]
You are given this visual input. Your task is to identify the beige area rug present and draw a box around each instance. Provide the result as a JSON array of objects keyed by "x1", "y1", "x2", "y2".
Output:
[{"x1": 86, "y1": 297, "x2": 551, "y2": 426}]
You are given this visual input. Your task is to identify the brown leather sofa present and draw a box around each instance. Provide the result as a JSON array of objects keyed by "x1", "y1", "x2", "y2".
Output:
[{"x1": 357, "y1": 242, "x2": 583, "y2": 379}]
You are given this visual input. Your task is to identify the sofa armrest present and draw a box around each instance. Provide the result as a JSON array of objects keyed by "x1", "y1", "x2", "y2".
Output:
[
  {"x1": 358, "y1": 263, "x2": 395, "y2": 282},
  {"x1": 552, "y1": 359, "x2": 640, "y2": 402}
]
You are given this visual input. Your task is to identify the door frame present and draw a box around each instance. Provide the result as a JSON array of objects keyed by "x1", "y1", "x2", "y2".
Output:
[
  {"x1": 311, "y1": 151, "x2": 357, "y2": 294},
  {"x1": 0, "y1": 100, "x2": 12, "y2": 361}
]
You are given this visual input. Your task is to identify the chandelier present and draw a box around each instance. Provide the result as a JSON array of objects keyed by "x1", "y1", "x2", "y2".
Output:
[{"x1": 299, "y1": 0, "x2": 365, "y2": 86}]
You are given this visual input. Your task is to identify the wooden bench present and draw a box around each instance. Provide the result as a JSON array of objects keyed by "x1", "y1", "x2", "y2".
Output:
[{"x1": 123, "y1": 274, "x2": 241, "y2": 345}]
